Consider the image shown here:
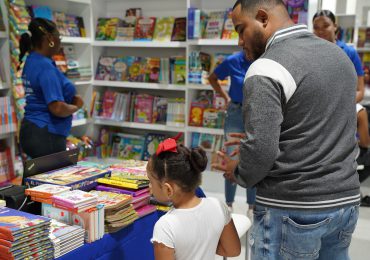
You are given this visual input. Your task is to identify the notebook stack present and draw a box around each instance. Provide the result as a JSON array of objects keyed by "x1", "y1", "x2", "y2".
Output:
[
  {"x1": 89, "y1": 190, "x2": 138, "y2": 233},
  {"x1": 25, "y1": 184, "x2": 71, "y2": 204},
  {"x1": 0, "y1": 207, "x2": 53, "y2": 260},
  {"x1": 52, "y1": 190, "x2": 98, "y2": 213},
  {"x1": 49, "y1": 219, "x2": 85, "y2": 258}
]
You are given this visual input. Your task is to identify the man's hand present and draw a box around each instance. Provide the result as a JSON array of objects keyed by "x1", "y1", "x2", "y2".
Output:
[
  {"x1": 211, "y1": 151, "x2": 239, "y2": 183},
  {"x1": 224, "y1": 133, "x2": 246, "y2": 157}
]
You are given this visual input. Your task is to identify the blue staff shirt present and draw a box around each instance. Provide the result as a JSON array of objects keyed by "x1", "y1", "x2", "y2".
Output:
[
  {"x1": 22, "y1": 52, "x2": 76, "y2": 137},
  {"x1": 336, "y1": 40, "x2": 364, "y2": 76},
  {"x1": 213, "y1": 51, "x2": 252, "y2": 104}
]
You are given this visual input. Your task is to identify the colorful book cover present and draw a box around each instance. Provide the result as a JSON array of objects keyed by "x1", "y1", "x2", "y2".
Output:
[
  {"x1": 76, "y1": 16, "x2": 86, "y2": 37},
  {"x1": 142, "y1": 133, "x2": 166, "y2": 160},
  {"x1": 221, "y1": 8, "x2": 238, "y2": 40},
  {"x1": 199, "y1": 133, "x2": 216, "y2": 152},
  {"x1": 95, "y1": 18, "x2": 108, "y2": 40},
  {"x1": 71, "y1": 208, "x2": 96, "y2": 243},
  {"x1": 24, "y1": 165, "x2": 111, "y2": 188},
  {"x1": 97, "y1": 178, "x2": 147, "y2": 190},
  {"x1": 52, "y1": 190, "x2": 98, "y2": 208},
  {"x1": 145, "y1": 57, "x2": 161, "y2": 83},
  {"x1": 134, "y1": 94, "x2": 154, "y2": 123},
  {"x1": 105, "y1": 18, "x2": 121, "y2": 40},
  {"x1": 136, "y1": 205, "x2": 156, "y2": 218},
  {"x1": 52, "y1": 49, "x2": 68, "y2": 73},
  {"x1": 128, "y1": 56, "x2": 145, "y2": 82},
  {"x1": 205, "y1": 11, "x2": 225, "y2": 39},
  {"x1": 134, "y1": 17, "x2": 156, "y2": 41},
  {"x1": 89, "y1": 190, "x2": 131, "y2": 210},
  {"x1": 101, "y1": 90, "x2": 116, "y2": 119},
  {"x1": 189, "y1": 102, "x2": 205, "y2": 126},
  {"x1": 116, "y1": 16, "x2": 136, "y2": 41},
  {"x1": 42, "y1": 203, "x2": 71, "y2": 224},
  {"x1": 0, "y1": 207, "x2": 50, "y2": 240},
  {"x1": 95, "y1": 185, "x2": 149, "y2": 197},
  {"x1": 171, "y1": 17, "x2": 186, "y2": 41},
  {"x1": 202, "y1": 108, "x2": 219, "y2": 128},
  {"x1": 25, "y1": 184, "x2": 71, "y2": 199},
  {"x1": 95, "y1": 56, "x2": 116, "y2": 81},
  {"x1": 153, "y1": 17, "x2": 175, "y2": 42},
  {"x1": 152, "y1": 97, "x2": 168, "y2": 124}
]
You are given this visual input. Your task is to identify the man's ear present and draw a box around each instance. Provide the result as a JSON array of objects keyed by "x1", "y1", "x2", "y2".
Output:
[
  {"x1": 256, "y1": 9, "x2": 269, "y2": 28},
  {"x1": 163, "y1": 182, "x2": 174, "y2": 199}
]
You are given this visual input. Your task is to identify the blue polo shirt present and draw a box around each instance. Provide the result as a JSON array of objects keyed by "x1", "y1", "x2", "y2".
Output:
[
  {"x1": 336, "y1": 40, "x2": 364, "y2": 76},
  {"x1": 213, "y1": 51, "x2": 252, "y2": 103},
  {"x1": 22, "y1": 52, "x2": 76, "y2": 137}
]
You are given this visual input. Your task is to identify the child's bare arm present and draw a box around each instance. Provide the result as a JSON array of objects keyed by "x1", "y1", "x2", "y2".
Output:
[
  {"x1": 216, "y1": 219, "x2": 241, "y2": 257},
  {"x1": 153, "y1": 242, "x2": 175, "y2": 260}
]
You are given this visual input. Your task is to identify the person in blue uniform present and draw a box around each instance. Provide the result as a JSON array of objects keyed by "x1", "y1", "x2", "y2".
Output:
[
  {"x1": 313, "y1": 10, "x2": 365, "y2": 102},
  {"x1": 18, "y1": 18, "x2": 84, "y2": 158},
  {"x1": 208, "y1": 51, "x2": 256, "y2": 212}
]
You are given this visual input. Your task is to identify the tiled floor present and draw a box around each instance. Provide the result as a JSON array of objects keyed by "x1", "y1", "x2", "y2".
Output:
[{"x1": 204, "y1": 191, "x2": 370, "y2": 260}]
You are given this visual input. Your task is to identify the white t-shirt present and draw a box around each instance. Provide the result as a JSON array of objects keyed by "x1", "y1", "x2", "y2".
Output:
[{"x1": 151, "y1": 197, "x2": 231, "y2": 260}]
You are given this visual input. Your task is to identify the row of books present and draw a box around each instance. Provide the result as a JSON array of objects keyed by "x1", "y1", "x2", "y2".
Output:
[
  {"x1": 95, "y1": 55, "x2": 186, "y2": 85},
  {"x1": 96, "y1": 16, "x2": 186, "y2": 42},
  {"x1": 358, "y1": 27, "x2": 370, "y2": 48},
  {"x1": 337, "y1": 26, "x2": 355, "y2": 44},
  {"x1": 8, "y1": 0, "x2": 30, "y2": 122},
  {"x1": 27, "y1": 5, "x2": 86, "y2": 37},
  {"x1": 188, "y1": 8, "x2": 237, "y2": 40},
  {"x1": 189, "y1": 90, "x2": 226, "y2": 129},
  {"x1": 53, "y1": 44, "x2": 92, "y2": 82},
  {"x1": 189, "y1": 51, "x2": 231, "y2": 85},
  {"x1": 96, "y1": 129, "x2": 171, "y2": 161},
  {"x1": 0, "y1": 96, "x2": 17, "y2": 135},
  {"x1": 92, "y1": 90, "x2": 185, "y2": 126}
]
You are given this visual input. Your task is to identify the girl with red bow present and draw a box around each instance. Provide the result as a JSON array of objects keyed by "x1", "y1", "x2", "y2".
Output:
[{"x1": 148, "y1": 138, "x2": 240, "y2": 259}]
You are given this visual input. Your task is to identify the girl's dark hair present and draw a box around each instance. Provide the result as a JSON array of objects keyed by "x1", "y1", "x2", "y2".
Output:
[
  {"x1": 312, "y1": 10, "x2": 336, "y2": 24},
  {"x1": 149, "y1": 144, "x2": 208, "y2": 193},
  {"x1": 18, "y1": 18, "x2": 57, "y2": 70}
]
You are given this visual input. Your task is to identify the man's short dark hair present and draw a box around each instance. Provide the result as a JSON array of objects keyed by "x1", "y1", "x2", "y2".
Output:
[{"x1": 233, "y1": 0, "x2": 285, "y2": 12}]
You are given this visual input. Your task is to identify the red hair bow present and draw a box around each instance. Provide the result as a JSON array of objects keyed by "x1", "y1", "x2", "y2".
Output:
[{"x1": 156, "y1": 138, "x2": 178, "y2": 155}]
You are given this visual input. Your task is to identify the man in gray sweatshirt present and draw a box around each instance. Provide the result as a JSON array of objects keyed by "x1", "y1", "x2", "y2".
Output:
[{"x1": 213, "y1": 0, "x2": 360, "y2": 259}]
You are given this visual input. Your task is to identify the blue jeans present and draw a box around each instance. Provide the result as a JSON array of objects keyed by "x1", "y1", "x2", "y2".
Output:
[
  {"x1": 250, "y1": 204, "x2": 360, "y2": 260},
  {"x1": 224, "y1": 102, "x2": 256, "y2": 205}
]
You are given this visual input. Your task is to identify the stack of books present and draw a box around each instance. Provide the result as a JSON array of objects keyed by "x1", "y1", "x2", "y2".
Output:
[
  {"x1": 97, "y1": 166, "x2": 149, "y2": 190},
  {"x1": 89, "y1": 190, "x2": 137, "y2": 233},
  {"x1": 25, "y1": 184, "x2": 71, "y2": 204},
  {"x1": 71, "y1": 205, "x2": 104, "y2": 243},
  {"x1": 49, "y1": 219, "x2": 85, "y2": 258},
  {"x1": 0, "y1": 207, "x2": 53, "y2": 259},
  {"x1": 52, "y1": 190, "x2": 98, "y2": 213},
  {"x1": 24, "y1": 164, "x2": 111, "y2": 190}
]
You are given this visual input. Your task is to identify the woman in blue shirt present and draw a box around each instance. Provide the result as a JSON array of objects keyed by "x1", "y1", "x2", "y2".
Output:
[
  {"x1": 313, "y1": 10, "x2": 365, "y2": 102},
  {"x1": 18, "y1": 18, "x2": 84, "y2": 158},
  {"x1": 209, "y1": 51, "x2": 256, "y2": 213}
]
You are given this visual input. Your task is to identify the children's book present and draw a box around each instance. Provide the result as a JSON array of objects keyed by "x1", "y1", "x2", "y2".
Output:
[
  {"x1": 222, "y1": 8, "x2": 238, "y2": 40},
  {"x1": 202, "y1": 108, "x2": 219, "y2": 128},
  {"x1": 171, "y1": 17, "x2": 186, "y2": 41},
  {"x1": 105, "y1": 18, "x2": 121, "y2": 40},
  {"x1": 153, "y1": 17, "x2": 175, "y2": 42},
  {"x1": 25, "y1": 184, "x2": 71, "y2": 199},
  {"x1": 89, "y1": 190, "x2": 131, "y2": 210},
  {"x1": 128, "y1": 56, "x2": 145, "y2": 82},
  {"x1": 96, "y1": 186, "x2": 149, "y2": 197},
  {"x1": 152, "y1": 97, "x2": 168, "y2": 124},
  {"x1": 134, "y1": 17, "x2": 156, "y2": 41},
  {"x1": 125, "y1": 8, "x2": 142, "y2": 18},
  {"x1": 205, "y1": 11, "x2": 226, "y2": 39},
  {"x1": 95, "y1": 56, "x2": 116, "y2": 81},
  {"x1": 134, "y1": 94, "x2": 154, "y2": 123},
  {"x1": 101, "y1": 90, "x2": 116, "y2": 119},
  {"x1": 116, "y1": 16, "x2": 136, "y2": 41},
  {"x1": 42, "y1": 203, "x2": 71, "y2": 224},
  {"x1": 142, "y1": 133, "x2": 166, "y2": 160},
  {"x1": 189, "y1": 102, "x2": 205, "y2": 126},
  {"x1": 145, "y1": 58, "x2": 161, "y2": 83},
  {"x1": 52, "y1": 190, "x2": 98, "y2": 208},
  {"x1": 199, "y1": 133, "x2": 216, "y2": 152},
  {"x1": 0, "y1": 207, "x2": 50, "y2": 241},
  {"x1": 136, "y1": 205, "x2": 156, "y2": 218},
  {"x1": 95, "y1": 18, "x2": 108, "y2": 40}
]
